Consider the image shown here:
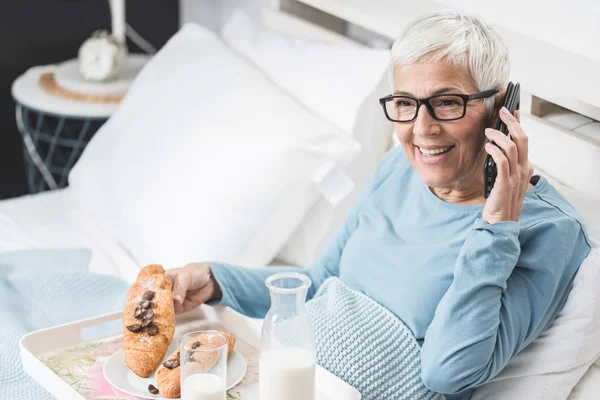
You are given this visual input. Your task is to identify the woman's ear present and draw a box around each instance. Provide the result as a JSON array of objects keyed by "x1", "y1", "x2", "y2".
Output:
[{"x1": 489, "y1": 88, "x2": 506, "y2": 128}]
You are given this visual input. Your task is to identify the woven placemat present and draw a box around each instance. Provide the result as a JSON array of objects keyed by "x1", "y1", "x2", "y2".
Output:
[{"x1": 39, "y1": 72, "x2": 124, "y2": 104}]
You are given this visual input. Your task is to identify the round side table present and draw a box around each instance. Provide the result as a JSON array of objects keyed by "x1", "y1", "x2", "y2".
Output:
[{"x1": 11, "y1": 55, "x2": 149, "y2": 193}]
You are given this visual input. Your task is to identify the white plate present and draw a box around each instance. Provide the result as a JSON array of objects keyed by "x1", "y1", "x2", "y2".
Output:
[{"x1": 103, "y1": 341, "x2": 246, "y2": 399}]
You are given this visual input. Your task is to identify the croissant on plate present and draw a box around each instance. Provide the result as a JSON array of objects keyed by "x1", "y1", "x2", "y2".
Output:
[
  {"x1": 122, "y1": 264, "x2": 176, "y2": 378},
  {"x1": 156, "y1": 331, "x2": 236, "y2": 398}
]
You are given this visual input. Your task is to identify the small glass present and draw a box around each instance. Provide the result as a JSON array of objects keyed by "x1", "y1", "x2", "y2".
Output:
[
  {"x1": 180, "y1": 331, "x2": 228, "y2": 400},
  {"x1": 259, "y1": 272, "x2": 316, "y2": 400}
]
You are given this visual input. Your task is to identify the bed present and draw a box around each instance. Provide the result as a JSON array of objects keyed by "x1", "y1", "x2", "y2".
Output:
[{"x1": 2, "y1": 1, "x2": 600, "y2": 399}]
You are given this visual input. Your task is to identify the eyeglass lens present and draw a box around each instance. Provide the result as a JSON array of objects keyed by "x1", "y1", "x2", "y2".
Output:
[{"x1": 384, "y1": 95, "x2": 466, "y2": 121}]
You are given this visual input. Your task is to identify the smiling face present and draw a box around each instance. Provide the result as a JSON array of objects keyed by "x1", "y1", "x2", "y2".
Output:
[{"x1": 393, "y1": 62, "x2": 494, "y2": 192}]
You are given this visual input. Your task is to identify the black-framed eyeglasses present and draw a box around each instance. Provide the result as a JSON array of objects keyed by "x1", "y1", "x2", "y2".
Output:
[{"x1": 379, "y1": 89, "x2": 499, "y2": 122}]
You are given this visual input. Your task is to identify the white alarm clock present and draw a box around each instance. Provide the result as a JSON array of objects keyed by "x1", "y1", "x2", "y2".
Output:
[{"x1": 78, "y1": 30, "x2": 128, "y2": 82}]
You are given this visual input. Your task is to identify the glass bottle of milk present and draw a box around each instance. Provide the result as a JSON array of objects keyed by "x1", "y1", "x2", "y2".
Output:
[{"x1": 260, "y1": 272, "x2": 316, "y2": 400}]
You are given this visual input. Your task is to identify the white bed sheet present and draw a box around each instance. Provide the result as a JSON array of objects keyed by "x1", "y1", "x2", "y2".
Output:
[
  {"x1": 569, "y1": 359, "x2": 600, "y2": 399},
  {"x1": 0, "y1": 188, "x2": 140, "y2": 283}
]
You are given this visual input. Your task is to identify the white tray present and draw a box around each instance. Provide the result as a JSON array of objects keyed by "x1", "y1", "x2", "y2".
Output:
[{"x1": 20, "y1": 305, "x2": 361, "y2": 400}]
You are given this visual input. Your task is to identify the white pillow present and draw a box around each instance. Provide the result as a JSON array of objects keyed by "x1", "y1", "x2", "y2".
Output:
[
  {"x1": 221, "y1": 11, "x2": 393, "y2": 266},
  {"x1": 278, "y1": 74, "x2": 393, "y2": 266},
  {"x1": 68, "y1": 23, "x2": 360, "y2": 268}
]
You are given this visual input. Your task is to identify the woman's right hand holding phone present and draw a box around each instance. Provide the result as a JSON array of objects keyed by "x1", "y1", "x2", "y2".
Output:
[{"x1": 166, "y1": 263, "x2": 222, "y2": 314}]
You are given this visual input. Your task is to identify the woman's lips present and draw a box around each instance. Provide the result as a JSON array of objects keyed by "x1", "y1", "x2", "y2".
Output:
[{"x1": 415, "y1": 145, "x2": 455, "y2": 165}]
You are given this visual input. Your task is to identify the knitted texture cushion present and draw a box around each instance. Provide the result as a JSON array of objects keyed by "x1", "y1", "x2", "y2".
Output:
[{"x1": 306, "y1": 278, "x2": 445, "y2": 400}]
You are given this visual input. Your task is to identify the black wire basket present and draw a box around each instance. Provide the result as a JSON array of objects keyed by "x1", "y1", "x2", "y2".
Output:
[{"x1": 16, "y1": 104, "x2": 107, "y2": 193}]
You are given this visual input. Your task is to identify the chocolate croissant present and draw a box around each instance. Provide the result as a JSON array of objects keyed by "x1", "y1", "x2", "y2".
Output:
[
  {"x1": 122, "y1": 264, "x2": 176, "y2": 378},
  {"x1": 156, "y1": 331, "x2": 236, "y2": 398}
]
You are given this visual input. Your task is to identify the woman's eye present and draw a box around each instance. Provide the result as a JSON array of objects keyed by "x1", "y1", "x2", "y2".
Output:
[
  {"x1": 436, "y1": 97, "x2": 464, "y2": 108},
  {"x1": 439, "y1": 99, "x2": 457, "y2": 107}
]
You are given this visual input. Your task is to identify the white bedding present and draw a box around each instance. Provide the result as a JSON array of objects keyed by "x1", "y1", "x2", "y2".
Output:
[
  {"x1": 569, "y1": 360, "x2": 600, "y2": 399},
  {"x1": 0, "y1": 188, "x2": 140, "y2": 283}
]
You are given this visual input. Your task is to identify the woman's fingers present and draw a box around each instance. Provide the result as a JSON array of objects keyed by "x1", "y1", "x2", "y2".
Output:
[
  {"x1": 485, "y1": 142, "x2": 510, "y2": 182},
  {"x1": 528, "y1": 162, "x2": 534, "y2": 179},
  {"x1": 180, "y1": 286, "x2": 214, "y2": 313},
  {"x1": 481, "y1": 109, "x2": 531, "y2": 224},
  {"x1": 169, "y1": 268, "x2": 193, "y2": 309},
  {"x1": 165, "y1": 269, "x2": 178, "y2": 296},
  {"x1": 167, "y1": 264, "x2": 214, "y2": 314},
  {"x1": 499, "y1": 107, "x2": 528, "y2": 165},
  {"x1": 485, "y1": 128, "x2": 517, "y2": 176}
]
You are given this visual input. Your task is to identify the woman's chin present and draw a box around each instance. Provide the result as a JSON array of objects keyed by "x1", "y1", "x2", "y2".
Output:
[{"x1": 415, "y1": 168, "x2": 459, "y2": 189}]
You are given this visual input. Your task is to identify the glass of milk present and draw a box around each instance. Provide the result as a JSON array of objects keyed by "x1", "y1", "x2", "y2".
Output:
[
  {"x1": 260, "y1": 273, "x2": 316, "y2": 400},
  {"x1": 180, "y1": 331, "x2": 228, "y2": 400}
]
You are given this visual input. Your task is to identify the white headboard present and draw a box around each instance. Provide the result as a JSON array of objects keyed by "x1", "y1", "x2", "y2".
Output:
[
  {"x1": 261, "y1": 6, "x2": 358, "y2": 46},
  {"x1": 263, "y1": 0, "x2": 600, "y2": 199}
]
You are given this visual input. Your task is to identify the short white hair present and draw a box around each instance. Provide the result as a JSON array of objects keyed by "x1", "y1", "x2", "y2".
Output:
[{"x1": 388, "y1": 10, "x2": 510, "y2": 114}]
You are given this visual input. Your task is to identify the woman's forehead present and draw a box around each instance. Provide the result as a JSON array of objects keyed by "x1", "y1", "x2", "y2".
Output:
[{"x1": 393, "y1": 62, "x2": 477, "y2": 95}]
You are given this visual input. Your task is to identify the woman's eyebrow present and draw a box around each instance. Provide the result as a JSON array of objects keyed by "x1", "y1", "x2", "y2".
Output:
[{"x1": 393, "y1": 87, "x2": 461, "y2": 96}]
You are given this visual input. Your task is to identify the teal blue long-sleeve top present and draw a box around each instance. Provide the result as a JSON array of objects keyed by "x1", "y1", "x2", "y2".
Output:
[{"x1": 207, "y1": 147, "x2": 591, "y2": 399}]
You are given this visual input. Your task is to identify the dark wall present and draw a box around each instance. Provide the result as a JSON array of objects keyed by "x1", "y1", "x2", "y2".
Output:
[{"x1": 0, "y1": 0, "x2": 179, "y2": 199}]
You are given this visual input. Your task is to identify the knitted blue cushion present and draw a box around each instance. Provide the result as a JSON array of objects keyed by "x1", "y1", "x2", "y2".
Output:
[{"x1": 306, "y1": 278, "x2": 445, "y2": 400}]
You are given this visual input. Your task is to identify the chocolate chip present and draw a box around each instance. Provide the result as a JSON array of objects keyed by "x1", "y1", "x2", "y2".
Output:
[
  {"x1": 140, "y1": 310, "x2": 154, "y2": 327},
  {"x1": 145, "y1": 323, "x2": 158, "y2": 336},
  {"x1": 142, "y1": 291, "x2": 155, "y2": 301},
  {"x1": 134, "y1": 307, "x2": 143, "y2": 319},
  {"x1": 148, "y1": 384, "x2": 159, "y2": 395},
  {"x1": 177, "y1": 351, "x2": 180, "y2": 359},
  {"x1": 139, "y1": 300, "x2": 151, "y2": 309},
  {"x1": 162, "y1": 358, "x2": 180, "y2": 370},
  {"x1": 191, "y1": 341, "x2": 202, "y2": 349},
  {"x1": 126, "y1": 324, "x2": 143, "y2": 333}
]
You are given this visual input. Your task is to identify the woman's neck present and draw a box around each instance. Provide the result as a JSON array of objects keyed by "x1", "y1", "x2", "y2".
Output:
[
  {"x1": 429, "y1": 182, "x2": 486, "y2": 205},
  {"x1": 429, "y1": 174, "x2": 535, "y2": 205}
]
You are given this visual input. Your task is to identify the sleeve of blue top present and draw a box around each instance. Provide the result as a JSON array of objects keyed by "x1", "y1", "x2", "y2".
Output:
[
  {"x1": 207, "y1": 149, "x2": 401, "y2": 319},
  {"x1": 420, "y1": 216, "x2": 591, "y2": 395},
  {"x1": 206, "y1": 218, "x2": 354, "y2": 320}
]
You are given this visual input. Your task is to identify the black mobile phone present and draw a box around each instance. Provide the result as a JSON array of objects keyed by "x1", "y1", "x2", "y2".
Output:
[{"x1": 483, "y1": 81, "x2": 520, "y2": 198}]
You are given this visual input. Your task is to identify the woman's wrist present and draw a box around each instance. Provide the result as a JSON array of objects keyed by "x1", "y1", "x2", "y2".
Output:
[
  {"x1": 206, "y1": 265, "x2": 223, "y2": 301},
  {"x1": 482, "y1": 214, "x2": 517, "y2": 225}
]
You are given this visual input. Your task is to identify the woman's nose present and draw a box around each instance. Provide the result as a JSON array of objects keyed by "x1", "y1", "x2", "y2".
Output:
[{"x1": 412, "y1": 104, "x2": 440, "y2": 137}]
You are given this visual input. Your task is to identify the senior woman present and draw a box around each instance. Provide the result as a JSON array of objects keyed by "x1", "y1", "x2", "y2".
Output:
[{"x1": 167, "y1": 10, "x2": 590, "y2": 400}]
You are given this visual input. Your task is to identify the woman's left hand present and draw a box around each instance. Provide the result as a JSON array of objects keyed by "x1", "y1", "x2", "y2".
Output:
[{"x1": 482, "y1": 107, "x2": 534, "y2": 225}]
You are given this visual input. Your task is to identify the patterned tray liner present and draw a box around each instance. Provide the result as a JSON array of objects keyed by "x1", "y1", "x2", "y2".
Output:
[{"x1": 39, "y1": 323, "x2": 260, "y2": 400}]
